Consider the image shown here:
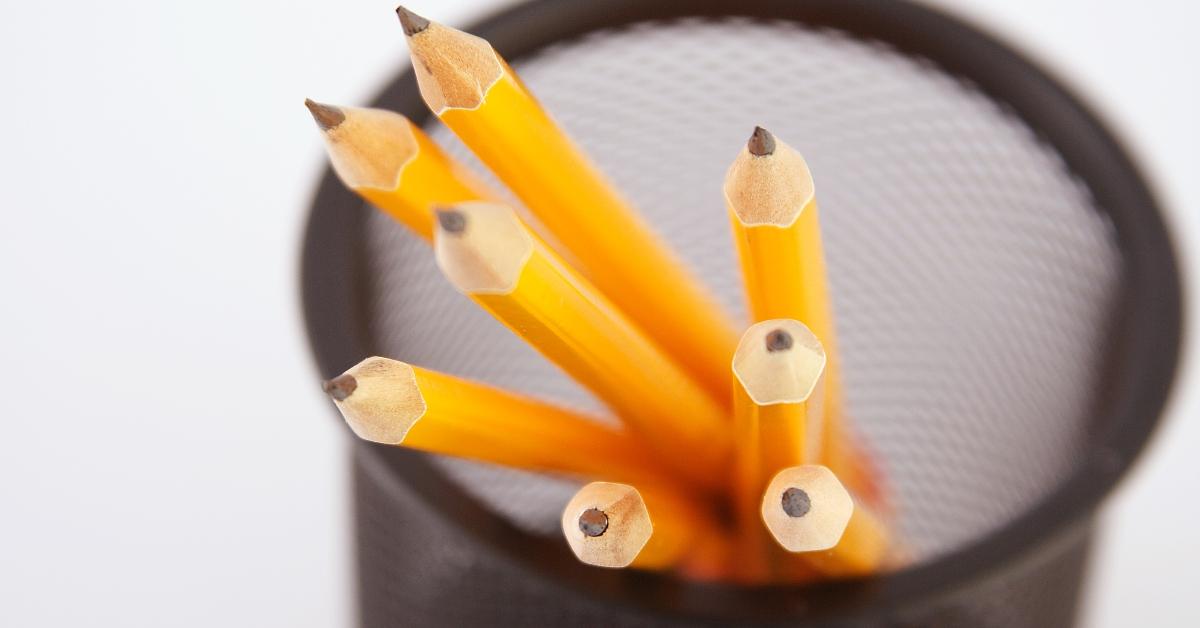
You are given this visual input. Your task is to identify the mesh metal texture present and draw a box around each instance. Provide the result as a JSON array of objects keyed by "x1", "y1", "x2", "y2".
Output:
[
  {"x1": 360, "y1": 18, "x2": 1119, "y2": 568},
  {"x1": 354, "y1": 443, "x2": 1097, "y2": 627}
]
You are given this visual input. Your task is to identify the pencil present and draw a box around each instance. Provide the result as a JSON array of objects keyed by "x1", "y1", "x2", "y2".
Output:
[
  {"x1": 761, "y1": 465, "x2": 891, "y2": 577},
  {"x1": 304, "y1": 100, "x2": 498, "y2": 240},
  {"x1": 397, "y1": 6, "x2": 739, "y2": 400},
  {"x1": 562, "y1": 481, "x2": 726, "y2": 576},
  {"x1": 326, "y1": 356, "x2": 682, "y2": 485},
  {"x1": 432, "y1": 202, "x2": 730, "y2": 490}
]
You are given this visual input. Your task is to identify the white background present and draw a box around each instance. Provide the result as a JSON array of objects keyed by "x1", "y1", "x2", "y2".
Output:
[{"x1": 0, "y1": 1, "x2": 1194, "y2": 625}]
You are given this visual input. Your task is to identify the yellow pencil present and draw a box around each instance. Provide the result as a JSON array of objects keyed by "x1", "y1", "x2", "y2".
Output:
[
  {"x1": 304, "y1": 99, "x2": 497, "y2": 240},
  {"x1": 397, "y1": 7, "x2": 739, "y2": 399},
  {"x1": 433, "y1": 202, "x2": 730, "y2": 490}
]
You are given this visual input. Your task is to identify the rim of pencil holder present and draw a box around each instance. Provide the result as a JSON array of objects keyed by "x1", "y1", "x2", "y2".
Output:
[{"x1": 301, "y1": 0, "x2": 1183, "y2": 623}]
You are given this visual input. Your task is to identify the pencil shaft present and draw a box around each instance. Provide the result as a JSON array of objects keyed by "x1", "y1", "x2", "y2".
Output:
[
  {"x1": 405, "y1": 366, "x2": 672, "y2": 483},
  {"x1": 357, "y1": 123, "x2": 497, "y2": 240},
  {"x1": 471, "y1": 250, "x2": 730, "y2": 487}
]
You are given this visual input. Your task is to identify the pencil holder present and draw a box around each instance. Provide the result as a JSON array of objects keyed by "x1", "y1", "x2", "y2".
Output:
[{"x1": 302, "y1": 1, "x2": 1181, "y2": 625}]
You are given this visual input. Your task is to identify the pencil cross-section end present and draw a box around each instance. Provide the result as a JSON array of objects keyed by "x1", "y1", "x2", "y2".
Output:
[
  {"x1": 327, "y1": 357, "x2": 427, "y2": 446},
  {"x1": 762, "y1": 465, "x2": 853, "y2": 553},
  {"x1": 562, "y1": 482, "x2": 653, "y2": 569}
]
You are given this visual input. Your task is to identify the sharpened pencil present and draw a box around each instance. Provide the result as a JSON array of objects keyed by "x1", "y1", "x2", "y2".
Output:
[
  {"x1": 433, "y1": 202, "x2": 731, "y2": 490},
  {"x1": 327, "y1": 356, "x2": 682, "y2": 485},
  {"x1": 305, "y1": 100, "x2": 498, "y2": 240}
]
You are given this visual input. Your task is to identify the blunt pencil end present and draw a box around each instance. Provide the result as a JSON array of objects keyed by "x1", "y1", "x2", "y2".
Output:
[{"x1": 304, "y1": 99, "x2": 345, "y2": 131}]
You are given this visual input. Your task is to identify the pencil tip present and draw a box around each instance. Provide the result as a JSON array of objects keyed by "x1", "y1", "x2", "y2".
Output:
[
  {"x1": 578, "y1": 508, "x2": 609, "y2": 537},
  {"x1": 395, "y1": 5, "x2": 430, "y2": 37},
  {"x1": 304, "y1": 99, "x2": 345, "y2": 131},
  {"x1": 781, "y1": 487, "x2": 811, "y2": 518},
  {"x1": 322, "y1": 374, "x2": 358, "y2": 401},
  {"x1": 765, "y1": 328, "x2": 793, "y2": 352},
  {"x1": 747, "y1": 126, "x2": 776, "y2": 156},
  {"x1": 435, "y1": 207, "x2": 467, "y2": 234}
]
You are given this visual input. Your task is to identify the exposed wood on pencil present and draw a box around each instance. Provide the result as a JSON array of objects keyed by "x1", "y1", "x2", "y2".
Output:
[
  {"x1": 562, "y1": 482, "x2": 656, "y2": 569},
  {"x1": 725, "y1": 126, "x2": 815, "y2": 227},
  {"x1": 305, "y1": 101, "x2": 498, "y2": 240},
  {"x1": 399, "y1": 9, "x2": 503, "y2": 113},
  {"x1": 433, "y1": 204, "x2": 533, "y2": 294},
  {"x1": 761, "y1": 465, "x2": 891, "y2": 576},
  {"x1": 306, "y1": 101, "x2": 417, "y2": 192},
  {"x1": 562, "y1": 481, "x2": 727, "y2": 574}
]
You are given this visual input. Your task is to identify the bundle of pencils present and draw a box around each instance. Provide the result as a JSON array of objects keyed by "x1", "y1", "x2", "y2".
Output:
[{"x1": 310, "y1": 6, "x2": 902, "y2": 584}]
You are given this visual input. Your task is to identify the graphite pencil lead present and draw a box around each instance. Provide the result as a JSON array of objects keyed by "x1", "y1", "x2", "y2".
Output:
[
  {"x1": 781, "y1": 486, "x2": 812, "y2": 517},
  {"x1": 395, "y1": 5, "x2": 430, "y2": 37},
  {"x1": 578, "y1": 508, "x2": 609, "y2": 537},
  {"x1": 747, "y1": 126, "x2": 776, "y2": 157},
  {"x1": 435, "y1": 208, "x2": 467, "y2": 234},
  {"x1": 304, "y1": 99, "x2": 345, "y2": 131},
  {"x1": 322, "y1": 374, "x2": 357, "y2": 401},
  {"x1": 765, "y1": 328, "x2": 793, "y2": 352}
]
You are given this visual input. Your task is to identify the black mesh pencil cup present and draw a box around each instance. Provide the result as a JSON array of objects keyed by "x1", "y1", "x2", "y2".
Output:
[{"x1": 301, "y1": 1, "x2": 1182, "y2": 626}]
